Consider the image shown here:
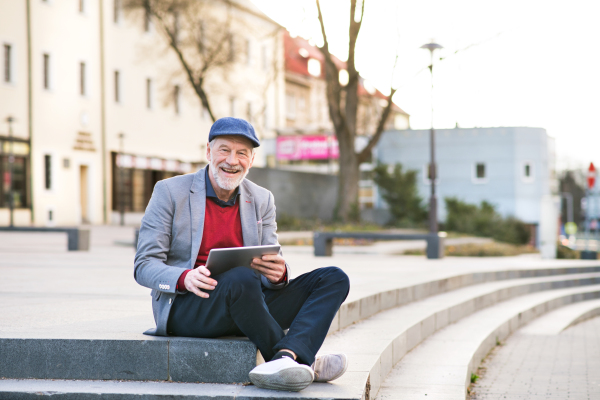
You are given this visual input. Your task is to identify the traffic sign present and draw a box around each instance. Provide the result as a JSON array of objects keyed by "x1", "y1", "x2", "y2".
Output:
[
  {"x1": 565, "y1": 222, "x2": 577, "y2": 235},
  {"x1": 588, "y1": 162, "x2": 596, "y2": 189}
]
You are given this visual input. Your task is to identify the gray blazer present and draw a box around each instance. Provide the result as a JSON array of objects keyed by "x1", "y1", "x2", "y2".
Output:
[{"x1": 134, "y1": 166, "x2": 290, "y2": 336}]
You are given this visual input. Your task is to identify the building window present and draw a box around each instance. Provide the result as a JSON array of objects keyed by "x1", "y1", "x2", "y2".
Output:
[
  {"x1": 114, "y1": 70, "x2": 120, "y2": 102},
  {"x1": 472, "y1": 162, "x2": 487, "y2": 183},
  {"x1": 173, "y1": 12, "x2": 180, "y2": 45},
  {"x1": 113, "y1": 0, "x2": 120, "y2": 23},
  {"x1": 245, "y1": 39, "x2": 251, "y2": 66},
  {"x1": 246, "y1": 101, "x2": 252, "y2": 123},
  {"x1": 146, "y1": 78, "x2": 152, "y2": 109},
  {"x1": 228, "y1": 34, "x2": 235, "y2": 62},
  {"x1": 229, "y1": 97, "x2": 236, "y2": 117},
  {"x1": 174, "y1": 85, "x2": 180, "y2": 115},
  {"x1": 308, "y1": 58, "x2": 321, "y2": 77},
  {"x1": 43, "y1": 53, "x2": 50, "y2": 89},
  {"x1": 3, "y1": 44, "x2": 12, "y2": 83},
  {"x1": 285, "y1": 93, "x2": 295, "y2": 120},
  {"x1": 44, "y1": 154, "x2": 52, "y2": 190},
  {"x1": 0, "y1": 153, "x2": 28, "y2": 208},
  {"x1": 79, "y1": 62, "x2": 86, "y2": 96},
  {"x1": 523, "y1": 161, "x2": 534, "y2": 183},
  {"x1": 261, "y1": 44, "x2": 268, "y2": 71},
  {"x1": 144, "y1": 4, "x2": 151, "y2": 32}
]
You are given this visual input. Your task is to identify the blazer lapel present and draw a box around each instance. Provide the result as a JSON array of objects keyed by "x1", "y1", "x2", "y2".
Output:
[
  {"x1": 239, "y1": 180, "x2": 259, "y2": 246},
  {"x1": 189, "y1": 167, "x2": 207, "y2": 265}
]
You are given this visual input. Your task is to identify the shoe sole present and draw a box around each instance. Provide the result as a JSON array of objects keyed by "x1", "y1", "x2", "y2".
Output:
[
  {"x1": 314, "y1": 353, "x2": 348, "y2": 382},
  {"x1": 249, "y1": 366, "x2": 314, "y2": 391}
]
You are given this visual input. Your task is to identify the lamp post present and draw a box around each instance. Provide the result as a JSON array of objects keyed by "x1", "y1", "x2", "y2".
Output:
[
  {"x1": 420, "y1": 41, "x2": 443, "y2": 234},
  {"x1": 6, "y1": 116, "x2": 15, "y2": 227},
  {"x1": 118, "y1": 133, "x2": 125, "y2": 226}
]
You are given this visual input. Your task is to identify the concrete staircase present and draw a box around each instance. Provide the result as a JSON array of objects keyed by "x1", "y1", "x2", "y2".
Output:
[{"x1": 2, "y1": 265, "x2": 600, "y2": 399}]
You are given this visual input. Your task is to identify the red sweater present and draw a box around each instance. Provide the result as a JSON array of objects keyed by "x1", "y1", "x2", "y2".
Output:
[
  {"x1": 177, "y1": 198, "x2": 287, "y2": 291},
  {"x1": 177, "y1": 199, "x2": 243, "y2": 290}
]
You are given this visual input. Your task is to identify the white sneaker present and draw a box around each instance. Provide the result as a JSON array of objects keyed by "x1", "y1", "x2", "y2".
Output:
[
  {"x1": 249, "y1": 356, "x2": 314, "y2": 391},
  {"x1": 312, "y1": 353, "x2": 348, "y2": 382}
]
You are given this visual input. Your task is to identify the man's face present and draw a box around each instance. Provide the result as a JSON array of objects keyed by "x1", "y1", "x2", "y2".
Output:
[{"x1": 206, "y1": 136, "x2": 255, "y2": 191}]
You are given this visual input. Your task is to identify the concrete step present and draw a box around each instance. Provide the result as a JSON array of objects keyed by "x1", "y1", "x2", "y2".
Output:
[
  {"x1": 328, "y1": 265, "x2": 600, "y2": 335},
  {"x1": 0, "y1": 379, "x2": 357, "y2": 400},
  {"x1": 518, "y1": 297, "x2": 600, "y2": 335},
  {"x1": 0, "y1": 336, "x2": 257, "y2": 384},
  {"x1": 2, "y1": 271, "x2": 600, "y2": 399},
  {"x1": 375, "y1": 285, "x2": 600, "y2": 400},
  {"x1": 318, "y1": 272, "x2": 600, "y2": 399},
  {"x1": 4, "y1": 266, "x2": 598, "y2": 385}
]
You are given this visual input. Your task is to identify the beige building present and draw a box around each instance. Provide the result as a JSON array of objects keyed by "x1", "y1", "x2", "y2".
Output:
[{"x1": 0, "y1": 0, "x2": 283, "y2": 226}]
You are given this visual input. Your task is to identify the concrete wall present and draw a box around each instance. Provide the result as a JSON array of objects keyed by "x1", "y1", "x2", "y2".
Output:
[{"x1": 247, "y1": 167, "x2": 337, "y2": 221}]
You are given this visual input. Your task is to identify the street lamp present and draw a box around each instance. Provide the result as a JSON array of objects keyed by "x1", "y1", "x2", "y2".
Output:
[
  {"x1": 5, "y1": 116, "x2": 15, "y2": 227},
  {"x1": 420, "y1": 41, "x2": 443, "y2": 234},
  {"x1": 118, "y1": 133, "x2": 125, "y2": 226}
]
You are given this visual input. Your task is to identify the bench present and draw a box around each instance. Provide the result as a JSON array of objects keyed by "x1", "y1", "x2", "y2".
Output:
[
  {"x1": 313, "y1": 231, "x2": 445, "y2": 259},
  {"x1": 0, "y1": 227, "x2": 90, "y2": 251}
]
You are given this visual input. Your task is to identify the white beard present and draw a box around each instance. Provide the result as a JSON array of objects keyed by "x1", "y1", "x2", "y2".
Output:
[{"x1": 211, "y1": 160, "x2": 248, "y2": 191}]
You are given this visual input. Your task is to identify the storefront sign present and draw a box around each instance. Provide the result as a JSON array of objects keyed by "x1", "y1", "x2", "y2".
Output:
[{"x1": 276, "y1": 135, "x2": 339, "y2": 160}]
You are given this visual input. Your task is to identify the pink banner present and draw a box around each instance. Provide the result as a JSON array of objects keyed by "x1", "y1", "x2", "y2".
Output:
[{"x1": 276, "y1": 135, "x2": 339, "y2": 160}]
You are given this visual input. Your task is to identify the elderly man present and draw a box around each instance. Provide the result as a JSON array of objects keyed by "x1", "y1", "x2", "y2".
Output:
[{"x1": 134, "y1": 117, "x2": 350, "y2": 391}]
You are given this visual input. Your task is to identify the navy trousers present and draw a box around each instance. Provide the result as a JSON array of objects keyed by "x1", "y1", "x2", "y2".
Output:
[{"x1": 167, "y1": 266, "x2": 350, "y2": 365}]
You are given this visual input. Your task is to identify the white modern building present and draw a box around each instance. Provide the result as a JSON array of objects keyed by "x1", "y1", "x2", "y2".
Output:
[
  {"x1": 374, "y1": 127, "x2": 559, "y2": 251},
  {"x1": 0, "y1": 0, "x2": 284, "y2": 226}
]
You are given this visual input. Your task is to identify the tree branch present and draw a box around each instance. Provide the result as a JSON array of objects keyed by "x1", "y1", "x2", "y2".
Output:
[
  {"x1": 357, "y1": 87, "x2": 397, "y2": 163},
  {"x1": 316, "y1": 0, "x2": 348, "y2": 139},
  {"x1": 150, "y1": 9, "x2": 217, "y2": 121}
]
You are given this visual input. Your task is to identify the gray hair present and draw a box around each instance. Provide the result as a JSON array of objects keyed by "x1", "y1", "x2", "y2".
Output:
[{"x1": 209, "y1": 138, "x2": 257, "y2": 155}]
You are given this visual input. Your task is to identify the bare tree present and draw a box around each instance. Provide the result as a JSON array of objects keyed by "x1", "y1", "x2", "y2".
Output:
[
  {"x1": 124, "y1": 0, "x2": 243, "y2": 122},
  {"x1": 316, "y1": 0, "x2": 398, "y2": 221}
]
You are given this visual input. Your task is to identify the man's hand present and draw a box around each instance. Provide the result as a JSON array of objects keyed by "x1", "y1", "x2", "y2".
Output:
[
  {"x1": 251, "y1": 254, "x2": 286, "y2": 283},
  {"x1": 184, "y1": 266, "x2": 217, "y2": 298}
]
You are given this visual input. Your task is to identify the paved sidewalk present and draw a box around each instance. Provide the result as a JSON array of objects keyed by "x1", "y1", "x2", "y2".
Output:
[
  {"x1": 0, "y1": 225, "x2": 597, "y2": 340},
  {"x1": 470, "y1": 317, "x2": 600, "y2": 399}
]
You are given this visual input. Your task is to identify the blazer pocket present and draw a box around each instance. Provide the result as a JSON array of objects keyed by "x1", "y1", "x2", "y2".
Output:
[{"x1": 151, "y1": 289, "x2": 161, "y2": 301}]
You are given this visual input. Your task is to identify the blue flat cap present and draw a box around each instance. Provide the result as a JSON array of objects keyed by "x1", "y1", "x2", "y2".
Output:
[{"x1": 208, "y1": 117, "x2": 260, "y2": 147}]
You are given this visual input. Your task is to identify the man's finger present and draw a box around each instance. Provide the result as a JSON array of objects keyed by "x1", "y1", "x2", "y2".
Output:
[
  {"x1": 191, "y1": 269, "x2": 217, "y2": 286},
  {"x1": 197, "y1": 265, "x2": 211, "y2": 277},
  {"x1": 261, "y1": 254, "x2": 282, "y2": 262},
  {"x1": 192, "y1": 277, "x2": 216, "y2": 291},
  {"x1": 197, "y1": 274, "x2": 218, "y2": 287},
  {"x1": 192, "y1": 288, "x2": 209, "y2": 298},
  {"x1": 251, "y1": 264, "x2": 283, "y2": 281}
]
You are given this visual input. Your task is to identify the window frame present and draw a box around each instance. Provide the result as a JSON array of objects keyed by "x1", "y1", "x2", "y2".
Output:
[
  {"x1": 522, "y1": 160, "x2": 534, "y2": 183},
  {"x1": 79, "y1": 61, "x2": 86, "y2": 96},
  {"x1": 3, "y1": 43, "x2": 15, "y2": 84},
  {"x1": 114, "y1": 70, "x2": 120, "y2": 103},
  {"x1": 42, "y1": 52, "x2": 51, "y2": 90},
  {"x1": 472, "y1": 162, "x2": 488, "y2": 184},
  {"x1": 44, "y1": 153, "x2": 53, "y2": 191},
  {"x1": 146, "y1": 78, "x2": 152, "y2": 109},
  {"x1": 174, "y1": 85, "x2": 180, "y2": 115}
]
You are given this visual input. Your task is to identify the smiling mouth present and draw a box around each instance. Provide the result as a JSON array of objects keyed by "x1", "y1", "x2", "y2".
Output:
[{"x1": 220, "y1": 167, "x2": 241, "y2": 175}]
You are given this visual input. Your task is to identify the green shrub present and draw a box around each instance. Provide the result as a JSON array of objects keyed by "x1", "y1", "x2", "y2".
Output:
[
  {"x1": 556, "y1": 243, "x2": 580, "y2": 259},
  {"x1": 373, "y1": 163, "x2": 428, "y2": 226},
  {"x1": 444, "y1": 198, "x2": 531, "y2": 245}
]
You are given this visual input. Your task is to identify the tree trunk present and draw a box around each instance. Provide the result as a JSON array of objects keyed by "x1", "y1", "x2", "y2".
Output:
[{"x1": 336, "y1": 138, "x2": 360, "y2": 221}]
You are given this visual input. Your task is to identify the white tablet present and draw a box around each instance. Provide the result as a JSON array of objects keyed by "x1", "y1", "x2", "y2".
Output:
[{"x1": 205, "y1": 245, "x2": 281, "y2": 276}]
